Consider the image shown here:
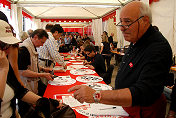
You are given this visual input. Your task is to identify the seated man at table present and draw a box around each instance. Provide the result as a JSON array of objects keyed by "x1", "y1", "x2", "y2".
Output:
[
  {"x1": 68, "y1": 1, "x2": 172, "y2": 118},
  {"x1": 83, "y1": 45, "x2": 106, "y2": 78},
  {"x1": 76, "y1": 41, "x2": 92, "y2": 62}
]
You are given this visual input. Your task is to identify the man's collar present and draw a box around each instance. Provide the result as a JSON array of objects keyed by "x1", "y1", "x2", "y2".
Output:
[{"x1": 132, "y1": 25, "x2": 155, "y2": 47}]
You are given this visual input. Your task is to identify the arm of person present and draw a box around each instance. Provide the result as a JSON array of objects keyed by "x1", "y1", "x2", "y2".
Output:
[
  {"x1": 0, "y1": 50, "x2": 9, "y2": 99},
  {"x1": 77, "y1": 56, "x2": 85, "y2": 60},
  {"x1": 85, "y1": 64, "x2": 95, "y2": 70},
  {"x1": 39, "y1": 66, "x2": 52, "y2": 73},
  {"x1": 110, "y1": 43, "x2": 114, "y2": 49},
  {"x1": 46, "y1": 39, "x2": 66, "y2": 67},
  {"x1": 68, "y1": 85, "x2": 132, "y2": 107},
  {"x1": 83, "y1": 60, "x2": 92, "y2": 65},
  {"x1": 8, "y1": 46, "x2": 25, "y2": 86},
  {"x1": 19, "y1": 70, "x2": 53, "y2": 81},
  {"x1": 21, "y1": 91, "x2": 41, "y2": 105},
  {"x1": 99, "y1": 43, "x2": 103, "y2": 54}
]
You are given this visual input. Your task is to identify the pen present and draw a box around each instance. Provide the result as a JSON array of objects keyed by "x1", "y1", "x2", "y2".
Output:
[{"x1": 99, "y1": 107, "x2": 116, "y2": 110}]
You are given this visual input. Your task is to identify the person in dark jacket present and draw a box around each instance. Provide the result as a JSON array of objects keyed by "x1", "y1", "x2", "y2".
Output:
[
  {"x1": 100, "y1": 31, "x2": 112, "y2": 69},
  {"x1": 68, "y1": 1, "x2": 172, "y2": 118},
  {"x1": 83, "y1": 45, "x2": 106, "y2": 78}
]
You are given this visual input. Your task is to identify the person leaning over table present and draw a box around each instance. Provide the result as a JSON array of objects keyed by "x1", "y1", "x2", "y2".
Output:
[
  {"x1": 0, "y1": 20, "x2": 62, "y2": 118},
  {"x1": 76, "y1": 41, "x2": 92, "y2": 62},
  {"x1": 83, "y1": 45, "x2": 106, "y2": 79},
  {"x1": 37, "y1": 24, "x2": 66, "y2": 69},
  {"x1": 68, "y1": 1, "x2": 172, "y2": 118},
  {"x1": 18, "y1": 29, "x2": 54, "y2": 117}
]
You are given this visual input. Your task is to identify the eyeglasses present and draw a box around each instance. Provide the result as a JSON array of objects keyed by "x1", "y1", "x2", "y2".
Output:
[
  {"x1": 0, "y1": 41, "x2": 12, "y2": 51},
  {"x1": 116, "y1": 16, "x2": 144, "y2": 29}
]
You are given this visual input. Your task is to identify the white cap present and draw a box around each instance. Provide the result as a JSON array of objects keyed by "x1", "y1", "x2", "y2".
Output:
[{"x1": 0, "y1": 20, "x2": 21, "y2": 44}]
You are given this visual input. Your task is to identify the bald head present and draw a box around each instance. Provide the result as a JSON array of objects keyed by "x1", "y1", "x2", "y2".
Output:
[
  {"x1": 119, "y1": 1, "x2": 151, "y2": 43},
  {"x1": 121, "y1": 1, "x2": 141, "y2": 20},
  {"x1": 121, "y1": 1, "x2": 152, "y2": 23}
]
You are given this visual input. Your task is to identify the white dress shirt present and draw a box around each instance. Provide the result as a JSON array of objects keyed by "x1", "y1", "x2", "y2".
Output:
[{"x1": 37, "y1": 32, "x2": 65, "y2": 66}]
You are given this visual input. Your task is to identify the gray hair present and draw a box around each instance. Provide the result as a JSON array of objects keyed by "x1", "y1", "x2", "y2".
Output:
[
  {"x1": 19, "y1": 31, "x2": 29, "y2": 41},
  {"x1": 139, "y1": 2, "x2": 152, "y2": 24}
]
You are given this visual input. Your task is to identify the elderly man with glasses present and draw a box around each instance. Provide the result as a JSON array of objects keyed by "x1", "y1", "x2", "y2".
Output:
[{"x1": 68, "y1": 1, "x2": 172, "y2": 118}]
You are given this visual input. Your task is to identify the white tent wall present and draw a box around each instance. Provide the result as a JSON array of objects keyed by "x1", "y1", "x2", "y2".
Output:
[
  {"x1": 102, "y1": 18, "x2": 117, "y2": 42},
  {"x1": 107, "y1": 18, "x2": 117, "y2": 42},
  {"x1": 32, "y1": 18, "x2": 41, "y2": 30},
  {"x1": 103, "y1": 20, "x2": 108, "y2": 32},
  {"x1": 92, "y1": 18, "x2": 103, "y2": 46},
  {"x1": 151, "y1": 0, "x2": 176, "y2": 55},
  {"x1": 11, "y1": 4, "x2": 20, "y2": 39},
  {"x1": 17, "y1": 7, "x2": 23, "y2": 34},
  {"x1": 116, "y1": 8, "x2": 129, "y2": 48}
]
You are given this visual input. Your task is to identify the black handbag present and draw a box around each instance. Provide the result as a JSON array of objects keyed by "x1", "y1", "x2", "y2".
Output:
[{"x1": 23, "y1": 97, "x2": 76, "y2": 118}]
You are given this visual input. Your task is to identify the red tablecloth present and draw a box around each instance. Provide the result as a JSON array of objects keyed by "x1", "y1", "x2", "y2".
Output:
[{"x1": 44, "y1": 60, "x2": 130, "y2": 118}]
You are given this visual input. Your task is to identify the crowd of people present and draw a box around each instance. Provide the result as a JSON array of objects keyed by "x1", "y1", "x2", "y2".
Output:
[{"x1": 0, "y1": 1, "x2": 175, "y2": 118}]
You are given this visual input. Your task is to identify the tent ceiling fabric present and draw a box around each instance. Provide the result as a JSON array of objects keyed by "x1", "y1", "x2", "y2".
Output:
[
  {"x1": 13, "y1": 0, "x2": 132, "y2": 19},
  {"x1": 24, "y1": 7, "x2": 115, "y2": 19}
]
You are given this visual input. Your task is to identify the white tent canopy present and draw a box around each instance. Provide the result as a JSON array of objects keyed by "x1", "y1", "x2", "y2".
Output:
[{"x1": 13, "y1": 0, "x2": 132, "y2": 19}]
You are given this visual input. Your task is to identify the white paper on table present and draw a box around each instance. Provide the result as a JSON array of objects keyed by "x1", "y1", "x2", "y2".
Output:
[
  {"x1": 76, "y1": 103, "x2": 129, "y2": 117},
  {"x1": 72, "y1": 62, "x2": 83, "y2": 65},
  {"x1": 66, "y1": 61, "x2": 71, "y2": 64},
  {"x1": 67, "y1": 65, "x2": 88, "y2": 70},
  {"x1": 53, "y1": 66, "x2": 64, "y2": 70},
  {"x1": 70, "y1": 69, "x2": 96, "y2": 75},
  {"x1": 48, "y1": 76, "x2": 76, "y2": 86},
  {"x1": 62, "y1": 95, "x2": 89, "y2": 107},
  {"x1": 71, "y1": 65, "x2": 88, "y2": 69},
  {"x1": 69, "y1": 60, "x2": 76, "y2": 61},
  {"x1": 71, "y1": 57, "x2": 75, "y2": 59}
]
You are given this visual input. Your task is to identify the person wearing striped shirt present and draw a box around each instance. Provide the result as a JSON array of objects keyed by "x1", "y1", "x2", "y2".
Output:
[{"x1": 37, "y1": 24, "x2": 67, "y2": 84}]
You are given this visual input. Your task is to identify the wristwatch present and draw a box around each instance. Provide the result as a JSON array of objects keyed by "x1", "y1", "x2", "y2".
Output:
[{"x1": 93, "y1": 91, "x2": 101, "y2": 103}]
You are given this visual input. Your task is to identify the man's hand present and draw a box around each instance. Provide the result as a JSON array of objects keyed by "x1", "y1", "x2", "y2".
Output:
[
  {"x1": 64, "y1": 65, "x2": 67, "y2": 69},
  {"x1": 68, "y1": 85, "x2": 96, "y2": 103},
  {"x1": 43, "y1": 67, "x2": 53, "y2": 73},
  {"x1": 83, "y1": 60, "x2": 89, "y2": 65},
  {"x1": 40, "y1": 73, "x2": 53, "y2": 81}
]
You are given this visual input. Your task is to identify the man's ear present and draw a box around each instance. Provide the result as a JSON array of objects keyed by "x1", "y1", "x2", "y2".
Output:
[
  {"x1": 54, "y1": 31, "x2": 58, "y2": 34},
  {"x1": 33, "y1": 35, "x2": 38, "y2": 40},
  {"x1": 143, "y1": 16, "x2": 150, "y2": 25}
]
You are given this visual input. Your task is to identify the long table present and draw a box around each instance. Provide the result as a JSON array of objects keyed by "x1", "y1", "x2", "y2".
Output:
[{"x1": 44, "y1": 57, "x2": 130, "y2": 118}]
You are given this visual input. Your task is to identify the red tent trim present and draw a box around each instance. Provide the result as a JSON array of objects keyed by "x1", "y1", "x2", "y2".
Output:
[
  {"x1": 102, "y1": 10, "x2": 116, "y2": 22},
  {"x1": 0, "y1": 0, "x2": 11, "y2": 9},
  {"x1": 41, "y1": 19, "x2": 92, "y2": 23},
  {"x1": 22, "y1": 11, "x2": 33, "y2": 20},
  {"x1": 149, "y1": 0, "x2": 159, "y2": 4}
]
